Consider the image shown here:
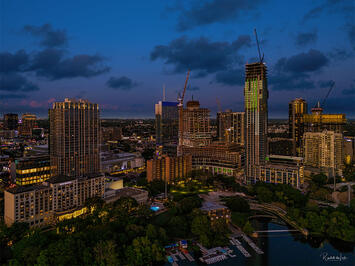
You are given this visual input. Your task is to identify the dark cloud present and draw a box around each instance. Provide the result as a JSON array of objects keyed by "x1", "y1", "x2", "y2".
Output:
[
  {"x1": 175, "y1": 0, "x2": 263, "y2": 31},
  {"x1": 0, "y1": 73, "x2": 39, "y2": 92},
  {"x1": 269, "y1": 49, "x2": 328, "y2": 91},
  {"x1": 328, "y1": 48, "x2": 353, "y2": 61},
  {"x1": 303, "y1": 0, "x2": 354, "y2": 22},
  {"x1": 0, "y1": 50, "x2": 29, "y2": 73},
  {"x1": 275, "y1": 49, "x2": 328, "y2": 73},
  {"x1": 215, "y1": 68, "x2": 244, "y2": 86},
  {"x1": 150, "y1": 35, "x2": 251, "y2": 75},
  {"x1": 346, "y1": 24, "x2": 355, "y2": 51},
  {"x1": 342, "y1": 81, "x2": 355, "y2": 95},
  {"x1": 0, "y1": 94, "x2": 27, "y2": 99},
  {"x1": 24, "y1": 23, "x2": 68, "y2": 48},
  {"x1": 28, "y1": 49, "x2": 110, "y2": 80},
  {"x1": 269, "y1": 73, "x2": 315, "y2": 91},
  {"x1": 295, "y1": 32, "x2": 317, "y2": 47},
  {"x1": 106, "y1": 76, "x2": 138, "y2": 90},
  {"x1": 187, "y1": 85, "x2": 200, "y2": 91}
]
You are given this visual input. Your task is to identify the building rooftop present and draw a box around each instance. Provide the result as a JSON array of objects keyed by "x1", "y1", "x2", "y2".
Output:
[
  {"x1": 6, "y1": 184, "x2": 49, "y2": 194},
  {"x1": 47, "y1": 173, "x2": 104, "y2": 184}
]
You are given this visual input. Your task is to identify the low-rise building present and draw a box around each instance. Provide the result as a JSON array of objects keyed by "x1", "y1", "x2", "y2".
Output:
[
  {"x1": 101, "y1": 152, "x2": 144, "y2": 175},
  {"x1": 104, "y1": 187, "x2": 148, "y2": 204},
  {"x1": 200, "y1": 201, "x2": 231, "y2": 223}
]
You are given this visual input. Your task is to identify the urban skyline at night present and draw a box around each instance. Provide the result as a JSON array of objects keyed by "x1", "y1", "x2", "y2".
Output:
[{"x1": 1, "y1": 0, "x2": 355, "y2": 118}]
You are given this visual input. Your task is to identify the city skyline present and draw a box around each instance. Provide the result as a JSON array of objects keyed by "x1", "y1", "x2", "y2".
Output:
[{"x1": 1, "y1": 0, "x2": 355, "y2": 118}]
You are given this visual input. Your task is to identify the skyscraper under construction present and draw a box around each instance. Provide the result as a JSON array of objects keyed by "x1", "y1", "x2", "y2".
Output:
[
  {"x1": 49, "y1": 98, "x2": 101, "y2": 177},
  {"x1": 244, "y1": 62, "x2": 268, "y2": 183}
]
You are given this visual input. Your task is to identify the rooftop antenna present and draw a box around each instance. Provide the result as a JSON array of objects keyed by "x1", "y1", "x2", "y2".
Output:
[
  {"x1": 254, "y1": 28, "x2": 264, "y2": 63},
  {"x1": 163, "y1": 84, "x2": 166, "y2": 101}
]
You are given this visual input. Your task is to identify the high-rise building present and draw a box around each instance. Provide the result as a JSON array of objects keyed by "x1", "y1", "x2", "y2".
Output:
[
  {"x1": 3, "y1": 113, "x2": 18, "y2": 130},
  {"x1": 244, "y1": 63, "x2": 268, "y2": 183},
  {"x1": 180, "y1": 99, "x2": 212, "y2": 149},
  {"x1": 49, "y1": 98, "x2": 100, "y2": 177},
  {"x1": 217, "y1": 110, "x2": 245, "y2": 145},
  {"x1": 303, "y1": 130, "x2": 343, "y2": 176},
  {"x1": 147, "y1": 155, "x2": 192, "y2": 182},
  {"x1": 344, "y1": 136, "x2": 355, "y2": 165},
  {"x1": 289, "y1": 98, "x2": 307, "y2": 156},
  {"x1": 302, "y1": 104, "x2": 346, "y2": 134},
  {"x1": 19, "y1": 113, "x2": 37, "y2": 137},
  {"x1": 155, "y1": 101, "x2": 179, "y2": 155}
]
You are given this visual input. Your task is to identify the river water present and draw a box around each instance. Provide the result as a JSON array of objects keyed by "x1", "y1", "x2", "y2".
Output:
[{"x1": 171, "y1": 219, "x2": 355, "y2": 266}]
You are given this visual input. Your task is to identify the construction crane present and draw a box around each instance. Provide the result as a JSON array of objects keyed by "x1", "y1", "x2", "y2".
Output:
[
  {"x1": 312, "y1": 81, "x2": 335, "y2": 111},
  {"x1": 254, "y1": 28, "x2": 264, "y2": 63},
  {"x1": 321, "y1": 80, "x2": 335, "y2": 108},
  {"x1": 177, "y1": 70, "x2": 190, "y2": 154},
  {"x1": 216, "y1": 97, "x2": 225, "y2": 141}
]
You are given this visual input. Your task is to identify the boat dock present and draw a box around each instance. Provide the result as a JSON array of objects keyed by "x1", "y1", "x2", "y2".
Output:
[
  {"x1": 242, "y1": 234, "x2": 264, "y2": 254},
  {"x1": 184, "y1": 252, "x2": 195, "y2": 262},
  {"x1": 230, "y1": 237, "x2": 251, "y2": 258}
]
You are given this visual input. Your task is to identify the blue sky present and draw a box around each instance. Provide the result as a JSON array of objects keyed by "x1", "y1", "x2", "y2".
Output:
[{"x1": 1, "y1": 0, "x2": 354, "y2": 118}]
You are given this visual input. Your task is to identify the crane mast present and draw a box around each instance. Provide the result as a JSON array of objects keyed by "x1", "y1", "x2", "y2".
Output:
[{"x1": 178, "y1": 70, "x2": 190, "y2": 155}]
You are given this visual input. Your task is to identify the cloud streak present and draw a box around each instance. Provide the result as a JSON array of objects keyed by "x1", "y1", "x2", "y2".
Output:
[
  {"x1": 24, "y1": 23, "x2": 68, "y2": 48},
  {"x1": 106, "y1": 76, "x2": 138, "y2": 90}
]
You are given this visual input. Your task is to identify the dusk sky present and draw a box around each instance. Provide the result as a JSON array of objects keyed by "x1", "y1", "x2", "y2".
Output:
[{"x1": 1, "y1": 0, "x2": 354, "y2": 118}]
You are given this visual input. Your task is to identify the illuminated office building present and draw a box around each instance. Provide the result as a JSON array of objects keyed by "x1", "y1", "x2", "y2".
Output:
[
  {"x1": 155, "y1": 101, "x2": 179, "y2": 155},
  {"x1": 217, "y1": 110, "x2": 245, "y2": 145},
  {"x1": 12, "y1": 155, "x2": 52, "y2": 186},
  {"x1": 49, "y1": 98, "x2": 100, "y2": 177},
  {"x1": 19, "y1": 113, "x2": 37, "y2": 137},
  {"x1": 244, "y1": 62, "x2": 268, "y2": 183},
  {"x1": 3, "y1": 113, "x2": 18, "y2": 130},
  {"x1": 289, "y1": 98, "x2": 307, "y2": 156}
]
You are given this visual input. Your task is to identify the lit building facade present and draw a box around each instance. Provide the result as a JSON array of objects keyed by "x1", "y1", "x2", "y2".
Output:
[
  {"x1": 155, "y1": 101, "x2": 179, "y2": 146},
  {"x1": 303, "y1": 130, "x2": 343, "y2": 176},
  {"x1": 244, "y1": 63, "x2": 268, "y2": 183},
  {"x1": 147, "y1": 155, "x2": 192, "y2": 182},
  {"x1": 19, "y1": 113, "x2": 37, "y2": 137},
  {"x1": 217, "y1": 110, "x2": 245, "y2": 145},
  {"x1": 344, "y1": 136, "x2": 355, "y2": 165},
  {"x1": 3, "y1": 113, "x2": 18, "y2": 130},
  {"x1": 180, "y1": 100, "x2": 212, "y2": 148},
  {"x1": 49, "y1": 98, "x2": 101, "y2": 177},
  {"x1": 182, "y1": 142, "x2": 243, "y2": 178},
  {"x1": 289, "y1": 98, "x2": 307, "y2": 156},
  {"x1": 4, "y1": 174, "x2": 105, "y2": 227},
  {"x1": 12, "y1": 155, "x2": 52, "y2": 186}
]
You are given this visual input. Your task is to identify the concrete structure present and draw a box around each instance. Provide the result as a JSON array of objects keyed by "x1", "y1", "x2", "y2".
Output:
[
  {"x1": 180, "y1": 100, "x2": 212, "y2": 148},
  {"x1": 182, "y1": 142, "x2": 243, "y2": 177},
  {"x1": 104, "y1": 187, "x2": 148, "y2": 204},
  {"x1": 289, "y1": 98, "x2": 307, "y2": 156},
  {"x1": 200, "y1": 201, "x2": 231, "y2": 223},
  {"x1": 244, "y1": 62, "x2": 268, "y2": 183},
  {"x1": 101, "y1": 152, "x2": 144, "y2": 175},
  {"x1": 49, "y1": 98, "x2": 100, "y2": 177},
  {"x1": 12, "y1": 155, "x2": 52, "y2": 186},
  {"x1": 303, "y1": 130, "x2": 343, "y2": 176},
  {"x1": 260, "y1": 155, "x2": 304, "y2": 188},
  {"x1": 3, "y1": 113, "x2": 18, "y2": 130},
  {"x1": 19, "y1": 113, "x2": 37, "y2": 137},
  {"x1": 4, "y1": 174, "x2": 105, "y2": 226},
  {"x1": 302, "y1": 105, "x2": 346, "y2": 135},
  {"x1": 147, "y1": 155, "x2": 192, "y2": 182},
  {"x1": 217, "y1": 110, "x2": 245, "y2": 145}
]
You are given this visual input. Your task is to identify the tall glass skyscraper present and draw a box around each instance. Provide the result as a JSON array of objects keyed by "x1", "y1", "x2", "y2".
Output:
[
  {"x1": 289, "y1": 98, "x2": 307, "y2": 156},
  {"x1": 49, "y1": 98, "x2": 101, "y2": 177},
  {"x1": 244, "y1": 63, "x2": 268, "y2": 183},
  {"x1": 155, "y1": 101, "x2": 179, "y2": 155}
]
